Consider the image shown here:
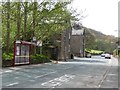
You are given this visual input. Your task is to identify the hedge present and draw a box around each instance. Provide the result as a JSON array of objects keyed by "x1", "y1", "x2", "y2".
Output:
[{"x1": 30, "y1": 54, "x2": 51, "y2": 64}]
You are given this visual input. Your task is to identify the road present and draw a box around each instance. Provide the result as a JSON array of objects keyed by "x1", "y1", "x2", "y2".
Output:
[{"x1": 1, "y1": 55, "x2": 118, "y2": 89}]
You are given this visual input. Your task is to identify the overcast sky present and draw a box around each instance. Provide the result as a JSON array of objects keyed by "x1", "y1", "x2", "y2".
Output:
[{"x1": 70, "y1": 0, "x2": 119, "y2": 37}]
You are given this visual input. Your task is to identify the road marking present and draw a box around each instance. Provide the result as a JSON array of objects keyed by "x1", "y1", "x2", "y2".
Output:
[
  {"x1": 1, "y1": 67, "x2": 22, "y2": 74},
  {"x1": 6, "y1": 82, "x2": 19, "y2": 87},
  {"x1": 35, "y1": 71, "x2": 56, "y2": 78},
  {"x1": 0, "y1": 72, "x2": 3, "y2": 74},
  {"x1": 109, "y1": 59, "x2": 112, "y2": 65},
  {"x1": 106, "y1": 80, "x2": 113, "y2": 82},
  {"x1": 14, "y1": 77, "x2": 19, "y2": 79},
  {"x1": 4, "y1": 70, "x2": 13, "y2": 73},
  {"x1": 41, "y1": 74, "x2": 75, "y2": 88},
  {"x1": 0, "y1": 70, "x2": 13, "y2": 74},
  {"x1": 97, "y1": 64, "x2": 112, "y2": 88},
  {"x1": 108, "y1": 74, "x2": 117, "y2": 76},
  {"x1": 9, "y1": 67, "x2": 22, "y2": 70}
]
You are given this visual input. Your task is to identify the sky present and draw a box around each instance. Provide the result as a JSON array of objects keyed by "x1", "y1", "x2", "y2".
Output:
[{"x1": 70, "y1": 0, "x2": 119, "y2": 37}]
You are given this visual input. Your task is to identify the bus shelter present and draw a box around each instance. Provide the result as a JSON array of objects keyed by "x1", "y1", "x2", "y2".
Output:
[{"x1": 14, "y1": 41, "x2": 35, "y2": 66}]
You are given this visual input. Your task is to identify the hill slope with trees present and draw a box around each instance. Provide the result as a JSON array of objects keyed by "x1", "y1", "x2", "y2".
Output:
[{"x1": 84, "y1": 27, "x2": 117, "y2": 53}]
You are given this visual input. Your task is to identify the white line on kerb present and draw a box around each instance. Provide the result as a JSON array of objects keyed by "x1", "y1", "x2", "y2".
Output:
[{"x1": 6, "y1": 82, "x2": 19, "y2": 86}]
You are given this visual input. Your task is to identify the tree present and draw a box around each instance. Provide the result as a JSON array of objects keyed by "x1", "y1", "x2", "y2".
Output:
[
  {"x1": 23, "y1": 2, "x2": 28, "y2": 40},
  {"x1": 84, "y1": 27, "x2": 95, "y2": 50},
  {"x1": 32, "y1": 1, "x2": 37, "y2": 39},
  {"x1": 16, "y1": 2, "x2": 21, "y2": 40},
  {"x1": 6, "y1": 1, "x2": 10, "y2": 53},
  {"x1": 2, "y1": 1, "x2": 79, "y2": 54}
]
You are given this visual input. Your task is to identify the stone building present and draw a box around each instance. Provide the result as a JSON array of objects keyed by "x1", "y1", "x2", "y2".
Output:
[
  {"x1": 70, "y1": 35, "x2": 84, "y2": 57},
  {"x1": 45, "y1": 27, "x2": 72, "y2": 61},
  {"x1": 59, "y1": 27, "x2": 72, "y2": 60},
  {"x1": 70, "y1": 24, "x2": 85, "y2": 57},
  {"x1": 59, "y1": 24, "x2": 85, "y2": 60},
  {"x1": 46, "y1": 23, "x2": 84, "y2": 60}
]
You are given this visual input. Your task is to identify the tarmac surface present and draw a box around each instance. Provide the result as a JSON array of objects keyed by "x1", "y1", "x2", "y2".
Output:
[{"x1": 1, "y1": 55, "x2": 118, "y2": 89}]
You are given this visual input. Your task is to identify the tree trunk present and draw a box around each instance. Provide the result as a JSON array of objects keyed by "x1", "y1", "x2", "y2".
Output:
[
  {"x1": 16, "y1": 2, "x2": 21, "y2": 40},
  {"x1": 6, "y1": 1, "x2": 10, "y2": 53},
  {"x1": 32, "y1": 1, "x2": 37, "y2": 37},
  {"x1": 23, "y1": 2, "x2": 28, "y2": 41},
  {"x1": 32, "y1": 1, "x2": 37, "y2": 54}
]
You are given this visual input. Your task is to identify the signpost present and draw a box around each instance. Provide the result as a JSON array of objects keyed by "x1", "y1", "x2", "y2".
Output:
[{"x1": 37, "y1": 40, "x2": 42, "y2": 54}]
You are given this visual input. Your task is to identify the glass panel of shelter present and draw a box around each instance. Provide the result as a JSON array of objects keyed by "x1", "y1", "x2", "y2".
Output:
[{"x1": 14, "y1": 42, "x2": 30, "y2": 65}]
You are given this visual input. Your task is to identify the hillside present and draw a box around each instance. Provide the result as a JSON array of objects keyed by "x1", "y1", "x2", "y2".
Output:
[
  {"x1": 84, "y1": 27, "x2": 118, "y2": 53},
  {"x1": 88, "y1": 29, "x2": 106, "y2": 39},
  {"x1": 88, "y1": 28, "x2": 117, "y2": 42}
]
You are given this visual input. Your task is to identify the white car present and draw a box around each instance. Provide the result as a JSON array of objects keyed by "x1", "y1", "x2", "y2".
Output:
[
  {"x1": 86, "y1": 53, "x2": 91, "y2": 58},
  {"x1": 101, "y1": 53, "x2": 105, "y2": 57},
  {"x1": 105, "y1": 53, "x2": 111, "y2": 59}
]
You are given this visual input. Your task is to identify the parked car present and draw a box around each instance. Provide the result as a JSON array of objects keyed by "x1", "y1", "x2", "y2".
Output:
[
  {"x1": 86, "y1": 53, "x2": 91, "y2": 58},
  {"x1": 105, "y1": 53, "x2": 111, "y2": 59},
  {"x1": 101, "y1": 53, "x2": 105, "y2": 57}
]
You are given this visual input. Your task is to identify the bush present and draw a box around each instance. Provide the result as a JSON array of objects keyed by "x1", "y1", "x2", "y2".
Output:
[
  {"x1": 30, "y1": 54, "x2": 50, "y2": 64},
  {"x1": 2, "y1": 53, "x2": 14, "y2": 60}
]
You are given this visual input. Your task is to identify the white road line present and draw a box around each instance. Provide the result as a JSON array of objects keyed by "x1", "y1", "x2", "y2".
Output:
[
  {"x1": 4, "y1": 70, "x2": 13, "y2": 73},
  {"x1": 0, "y1": 72, "x2": 3, "y2": 74},
  {"x1": 97, "y1": 63, "x2": 112, "y2": 88},
  {"x1": 108, "y1": 74, "x2": 117, "y2": 76},
  {"x1": 41, "y1": 74, "x2": 75, "y2": 88},
  {"x1": 35, "y1": 71, "x2": 56, "y2": 78},
  {"x1": 6, "y1": 82, "x2": 19, "y2": 87},
  {"x1": 9, "y1": 67, "x2": 22, "y2": 70},
  {"x1": 2, "y1": 67, "x2": 22, "y2": 74},
  {"x1": 109, "y1": 59, "x2": 112, "y2": 65},
  {"x1": 0, "y1": 70, "x2": 13, "y2": 74}
]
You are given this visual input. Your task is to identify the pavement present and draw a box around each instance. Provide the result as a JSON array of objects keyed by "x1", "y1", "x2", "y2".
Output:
[{"x1": 1, "y1": 55, "x2": 119, "y2": 89}]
